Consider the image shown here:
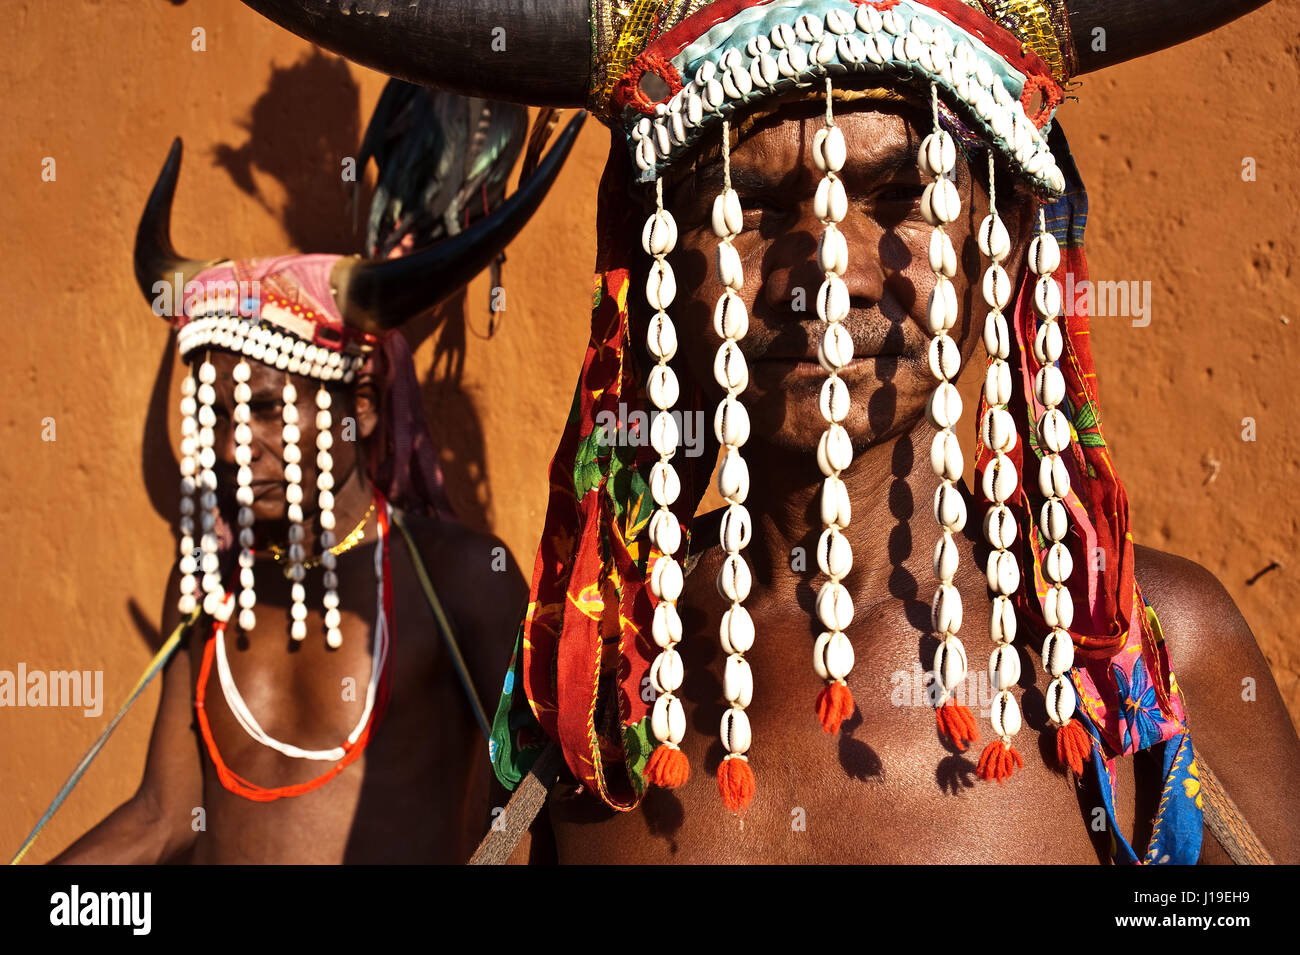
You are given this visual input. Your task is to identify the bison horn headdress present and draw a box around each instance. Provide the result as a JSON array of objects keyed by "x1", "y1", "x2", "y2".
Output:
[{"x1": 242, "y1": 0, "x2": 1266, "y2": 862}]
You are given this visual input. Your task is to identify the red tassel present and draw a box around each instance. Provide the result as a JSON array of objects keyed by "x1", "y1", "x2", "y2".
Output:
[
  {"x1": 643, "y1": 743, "x2": 690, "y2": 789},
  {"x1": 815, "y1": 681, "x2": 855, "y2": 734},
  {"x1": 1055, "y1": 718, "x2": 1090, "y2": 776},
  {"x1": 717, "y1": 756, "x2": 755, "y2": 812},
  {"x1": 935, "y1": 700, "x2": 979, "y2": 751},
  {"x1": 976, "y1": 740, "x2": 1024, "y2": 783}
]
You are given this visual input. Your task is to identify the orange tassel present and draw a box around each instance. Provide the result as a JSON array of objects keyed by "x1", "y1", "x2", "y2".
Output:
[
  {"x1": 815, "y1": 681, "x2": 855, "y2": 734},
  {"x1": 1055, "y1": 718, "x2": 1090, "y2": 776},
  {"x1": 643, "y1": 743, "x2": 690, "y2": 789},
  {"x1": 935, "y1": 700, "x2": 979, "y2": 751},
  {"x1": 717, "y1": 756, "x2": 755, "y2": 812},
  {"x1": 976, "y1": 740, "x2": 1024, "y2": 783}
]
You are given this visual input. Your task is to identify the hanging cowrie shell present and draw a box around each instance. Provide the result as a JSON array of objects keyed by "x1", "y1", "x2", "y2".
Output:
[
  {"x1": 1044, "y1": 583, "x2": 1074, "y2": 629},
  {"x1": 713, "y1": 290, "x2": 749, "y2": 341},
  {"x1": 989, "y1": 643, "x2": 1021, "y2": 692},
  {"x1": 770, "y1": 22, "x2": 795, "y2": 49},
  {"x1": 652, "y1": 693, "x2": 687, "y2": 745},
  {"x1": 714, "y1": 395, "x2": 751, "y2": 447},
  {"x1": 819, "y1": 373, "x2": 850, "y2": 423},
  {"x1": 651, "y1": 647, "x2": 684, "y2": 694},
  {"x1": 647, "y1": 362, "x2": 680, "y2": 411},
  {"x1": 826, "y1": 8, "x2": 854, "y2": 34},
  {"x1": 919, "y1": 130, "x2": 957, "y2": 178},
  {"x1": 921, "y1": 179, "x2": 960, "y2": 225},
  {"x1": 931, "y1": 585, "x2": 963, "y2": 637},
  {"x1": 722, "y1": 707, "x2": 752, "y2": 755},
  {"x1": 984, "y1": 502, "x2": 1017, "y2": 550},
  {"x1": 1040, "y1": 498, "x2": 1069, "y2": 543},
  {"x1": 724, "y1": 653, "x2": 754, "y2": 707},
  {"x1": 720, "y1": 605, "x2": 756, "y2": 654},
  {"x1": 1039, "y1": 453, "x2": 1071, "y2": 500},
  {"x1": 819, "y1": 225, "x2": 849, "y2": 276},
  {"x1": 651, "y1": 554, "x2": 684, "y2": 602},
  {"x1": 926, "y1": 382, "x2": 963, "y2": 430},
  {"x1": 928, "y1": 228, "x2": 957, "y2": 278},
  {"x1": 714, "y1": 341, "x2": 749, "y2": 392},
  {"x1": 934, "y1": 481, "x2": 967, "y2": 531},
  {"x1": 712, "y1": 189, "x2": 744, "y2": 238},
  {"x1": 717, "y1": 447, "x2": 751, "y2": 503},
  {"x1": 817, "y1": 275, "x2": 850, "y2": 323},
  {"x1": 642, "y1": 209, "x2": 678, "y2": 256},
  {"x1": 838, "y1": 34, "x2": 865, "y2": 64},
  {"x1": 982, "y1": 264, "x2": 1012, "y2": 310},
  {"x1": 935, "y1": 637, "x2": 968, "y2": 693},
  {"x1": 1033, "y1": 320, "x2": 1064, "y2": 364},
  {"x1": 1039, "y1": 408, "x2": 1071, "y2": 453},
  {"x1": 986, "y1": 549, "x2": 1020, "y2": 596},
  {"x1": 1044, "y1": 541, "x2": 1073, "y2": 584},
  {"x1": 977, "y1": 213, "x2": 1011, "y2": 262},
  {"x1": 646, "y1": 260, "x2": 676, "y2": 311},
  {"x1": 814, "y1": 175, "x2": 849, "y2": 223},
  {"x1": 795, "y1": 12, "x2": 823, "y2": 42},
  {"x1": 1042, "y1": 629, "x2": 1075, "y2": 678},
  {"x1": 720, "y1": 502, "x2": 752, "y2": 553},
  {"x1": 981, "y1": 454, "x2": 1018, "y2": 504},
  {"x1": 1046, "y1": 676, "x2": 1077, "y2": 726},
  {"x1": 817, "y1": 527, "x2": 854, "y2": 579},
  {"x1": 1034, "y1": 365, "x2": 1066, "y2": 408},
  {"x1": 812, "y1": 633, "x2": 832, "y2": 682},
  {"x1": 926, "y1": 275, "x2": 958, "y2": 333},
  {"x1": 717, "y1": 242, "x2": 744, "y2": 291},
  {"x1": 817, "y1": 423, "x2": 854, "y2": 475},
  {"x1": 650, "y1": 411, "x2": 680, "y2": 457},
  {"x1": 983, "y1": 309, "x2": 1010, "y2": 359},
  {"x1": 648, "y1": 312, "x2": 678, "y2": 361},
  {"x1": 929, "y1": 428, "x2": 963, "y2": 482},
  {"x1": 1034, "y1": 274, "x2": 1062, "y2": 320},
  {"x1": 990, "y1": 690, "x2": 1021, "y2": 738},
  {"x1": 990, "y1": 594, "x2": 1017, "y2": 644},
  {"x1": 752, "y1": 53, "x2": 778, "y2": 88},
  {"x1": 650, "y1": 460, "x2": 681, "y2": 506},
  {"x1": 933, "y1": 530, "x2": 959, "y2": 582},
  {"x1": 816, "y1": 581, "x2": 854, "y2": 632},
  {"x1": 814, "y1": 125, "x2": 847, "y2": 173},
  {"x1": 818, "y1": 323, "x2": 855, "y2": 373},
  {"x1": 821, "y1": 475, "x2": 852, "y2": 528},
  {"x1": 928, "y1": 333, "x2": 960, "y2": 381},
  {"x1": 650, "y1": 605, "x2": 681, "y2": 649},
  {"x1": 650, "y1": 507, "x2": 682, "y2": 557},
  {"x1": 816, "y1": 631, "x2": 855, "y2": 682}
]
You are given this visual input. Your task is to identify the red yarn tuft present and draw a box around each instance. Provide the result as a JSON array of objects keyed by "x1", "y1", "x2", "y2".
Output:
[
  {"x1": 935, "y1": 700, "x2": 979, "y2": 751},
  {"x1": 815, "y1": 681, "x2": 855, "y2": 734},
  {"x1": 643, "y1": 743, "x2": 690, "y2": 789},
  {"x1": 976, "y1": 740, "x2": 1024, "y2": 783},
  {"x1": 1055, "y1": 718, "x2": 1091, "y2": 776},
  {"x1": 717, "y1": 756, "x2": 755, "y2": 813}
]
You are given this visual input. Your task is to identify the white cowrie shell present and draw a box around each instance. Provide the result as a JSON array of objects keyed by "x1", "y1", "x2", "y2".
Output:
[
  {"x1": 817, "y1": 581, "x2": 854, "y2": 631},
  {"x1": 817, "y1": 423, "x2": 854, "y2": 475},
  {"x1": 982, "y1": 264, "x2": 1012, "y2": 310},
  {"x1": 648, "y1": 312, "x2": 678, "y2": 361},
  {"x1": 1041, "y1": 498, "x2": 1069, "y2": 543},
  {"x1": 1039, "y1": 408, "x2": 1071, "y2": 453},
  {"x1": 712, "y1": 189, "x2": 743, "y2": 237},
  {"x1": 934, "y1": 481, "x2": 967, "y2": 531},
  {"x1": 987, "y1": 548, "x2": 1021, "y2": 595},
  {"x1": 927, "y1": 382, "x2": 963, "y2": 430},
  {"x1": 928, "y1": 333, "x2": 960, "y2": 381},
  {"x1": 911, "y1": 17, "x2": 934, "y2": 42},
  {"x1": 651, "y1": 647, "x2": 684, "y2": 693},
  {"x1": 818, "y1": 632, "x2": 855, "y2": 682},
  {"x1": 723, "y1": 64, "x2": 752, "y2": 99},
  {"x1": 1026, "y1": 148, "x2": 1050, "y2": 177},
  {"x1": 919, "y1": 131, "x2": 957, "y2": 178},
  {"x1": 930, "y1": 428, "x2": 963, "y2": 482},
  {"x1": 687, "y1": 87, "x2": 704, "y2": 125},
  {"x1": 873, "y1": 32, "x2": 892, "y2": 62},
  {"x1": 717, "y1": 242, "x2": 744, "y2": 291},
  {"x1": 746, "y1": 35, "x2": 771, "y2": 56},
  {"x1": 819, "y1": 373, "x2": 850, "y2": 423},
  {"x1": 991, "y1": 690, "x2": 1022, "y2": 738},
  {"x1": 650, "y1": 411, "x2": 680, "y2": 457},
  {"x1": 653, "y1": 120, "x2": 671, "y2": 156},
  {"x1": 718, "y1": 49, "x2": 741, "y2": 70},
  {"x1": 642, "y1": 209, "x2": 678, "y2": 255},
  {"x1": 655, "y1": 605, "x2": 686, "y2": 649},
  {"x1": 650, "y1": 460, "x2": 681, "y2": 506},
  {"x1": 646, "y1": 260, "x2": 676, "y2": 310},
  {"x1": 1043, "y1": 629, "x2": 1075, "y2": 678},
  {"x1": 777, "y1": 45, "x2": 809, "y2": 77},
  {"x1": 990, "y1": 594, "x2": 1017, "y2": 644},
  {"x1": 814, "y1": 125, "x2": 847, "y2": 173},
  {"x1": 978, "y1": 213, "x2": 1011, "y2": 262},
  {"x1": 720, "y1": 502, "x2": 752, "y2": 553},
  {"x1": 695, "y1": 61, "x2": 717, "y2": 84},
  {"x1": 990, "y1": 643, "x2": 1021, "y2": 691},
  {"x1": 720, "y1": 605, "x2": 755, "y2": 654},
  {"x1": 983, "y1": 310, "x2": 1010, "y2": 359},
  {"x1": 984, "y1": 502, "x2": 1017, "y2": 550},
  {"x1": 704, "y1": 77, "x2": 725, "y2": 109},
  {"x1": 814, "y1": 175, "x2": 849, "y2": 223},
  {"x1": 647, "y1": 362, "x2": 680, "y2": 410},
  {"x1": 752, "y1": 53, "x2": 779, "y2": 87},
  {"x1": 812, "y1": 35, "x2": 837, "y2": 65},
  {"x1": 652, "y1": 693, "x2": 687, "y2": 744},
  {"x1": 922, "y1": 178, "x2": 960, "y2": 225},
  {"x1": 714, "y1": 395, "x2": 751, "y2": 447},
  {"x1": 931, "y1": 584, "x2": 963, "y2": 637},
  {"x1": 826, "y1": 8, "x2": 854, "y2": 34},
  {"x1": 714, "y1": 341, "x2": 749, "y2": 392},
  {"x1": 818, "y1": 322, "x2": 855, "y2": 371},
  {"x1": 1034, "y1": 274, "x2": 1062, "y2": 319},
  {"x1": 863, "y1": 31, "x2": 886, "y2": 63},
  {"x1": 984, "y1": 360, "x2": 1012, "y2": 408},
  {"x1": 1035, "y1": 364, "x2": 1066, "y2": 408},
  {"x1": 1034, "y1": 320, "x2": 1064, "y2": 364},
  {"x1": 721, "y1": 707, "x2": 752, "y2": 754},
  {"x1": 935, "y1": 636, "x2": 969, "y2": 692},
  {"x1": 651, "y1": 554, "x2": 684, "y2": 601},
  {"x1": 1044, "y1": 583, "x2": 1074, "y2": 629},
  {"x1": 770, "y1": 22, "x2": 795, "y2": 49},
  {"x1": 717, "y1": 447, "x2": 750, "y2": 503},
  {"x1": 795, "y1": 12, "x2": 823, "y2": 42},
  {"x1": 724, "y1": 653, "x2": 754, "y2": 707},
  {"x1": 838, "y1": 34, "x2": 865, "y2": 64},
  {"x1": 819, "y1": 225, "x2": 849, "y2": 275},
  {"x1": 635, "y1": 136, "x2": 655, "y2": 171},
  {"x1": 817, "y1": 275, "x2": 850, "y2": 323},
  {"x1": 1045, "y1": 541, "x2": 1073, "y2": 584},
  {"x1": 926, "y1": 275, "x2": 958, "y2": 333},
  {"x1": 902, "y1": 32, "x2": 923, "y2": 61},
  {"x1": 817, "y1": 527, "x2": 853, "y2": 579},
  {"x1": 650, "y1": 507, "x2": 682, "y2": 557},
  {"x1": 981, "y1": 454, "x2": 1018, "y2": 504},
  {"x1": 974, "y1": 57, "x2": 994, "y2": 88},
  {"x1": 931, "y1": 531, "x2": 958, "y2": 583},
  {"x1": 670, "y1": 110, "x2": 687, "y2": 145},
  {"x1": 882, "y1": 9, "x2": 904, "y2": 35},
  {"x1": 713, "y1": 289, "x2": 749, "y2": 341},
  {"x1": 857, "y1": 4, "x2": 883, "y2": 33},
  {"x1": 821, "y1": 475, "x2": 852, "y2": 528},
  {"x1": 1046, "y1": 675, "x2": 1077, "y2": 725},
  {"x1": 929, "y1": 228, "x2": 957, "y2": 278},
  {"x1": 1039, "y1": 453, "x2": 1071, "y2": 500}
]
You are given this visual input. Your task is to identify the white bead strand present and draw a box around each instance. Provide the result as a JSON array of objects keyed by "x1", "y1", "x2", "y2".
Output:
[
  {"x1": 233, "y1": 360, "x2": 258, "y2": 632},
  {"x1": 282, "y1": 378, "x2": 308, "y2": 640},
  {"x1": 177, "y1": 369, "x2": 199, "y2": 616},
  {"x1": 316, "y1": 385, "x2": 343, "y2": 649},
  {"x1": 197, "y1": 357, "x2": 222, "y2": 617}
]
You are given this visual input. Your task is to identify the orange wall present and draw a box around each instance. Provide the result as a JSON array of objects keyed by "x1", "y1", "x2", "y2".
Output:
[{"x1": 1, "y1": 1, "x2": 1297, "y2": 862}]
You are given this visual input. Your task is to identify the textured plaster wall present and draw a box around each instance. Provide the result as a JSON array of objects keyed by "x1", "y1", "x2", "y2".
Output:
[{"x1": 0, "y1": 1, "x2": 1295, "y2": 862}]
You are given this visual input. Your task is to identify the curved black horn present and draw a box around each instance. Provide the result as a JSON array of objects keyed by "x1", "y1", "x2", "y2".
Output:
[
  {"x1": 239, "y1": 0, "x2": 590, "y2": 107},
  {"x1": 335, "y1": 110, "x2": 588, "y2": 332},
  {"x1": 134, "y1": 138, "x2": 216, "y2": 305},
  {"x1": 1067, "y1": 0, "x2": 1271, "y2": 74}
]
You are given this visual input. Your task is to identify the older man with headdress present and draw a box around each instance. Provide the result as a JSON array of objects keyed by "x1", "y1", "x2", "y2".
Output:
[{"x1": 243, "y1": 0, "x2": 1300, "y2": 864}]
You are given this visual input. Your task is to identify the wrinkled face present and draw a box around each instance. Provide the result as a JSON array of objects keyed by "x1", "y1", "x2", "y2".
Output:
[{"x1": 660, "y1": 96, "x2": 1035, "y2": 454}]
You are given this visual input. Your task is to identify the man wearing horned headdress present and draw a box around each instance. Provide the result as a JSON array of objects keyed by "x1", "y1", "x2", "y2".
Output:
[
  {"x1": 243, "y1": 0, "x2": 1300, "y2": 864},
  {"x1": 49, "y1": 117, "x2": 583, "y2": 864}
]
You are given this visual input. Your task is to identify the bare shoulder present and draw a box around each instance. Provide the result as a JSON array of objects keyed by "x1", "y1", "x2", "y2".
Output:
[{"x1": 1134, "y1": 545, "x2": 1300, "y2": 863}]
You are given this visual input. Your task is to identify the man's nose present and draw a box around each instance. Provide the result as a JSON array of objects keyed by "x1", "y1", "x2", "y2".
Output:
[{"x1": 759, "y1": 204, "x2": 885, "y2": 315}]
